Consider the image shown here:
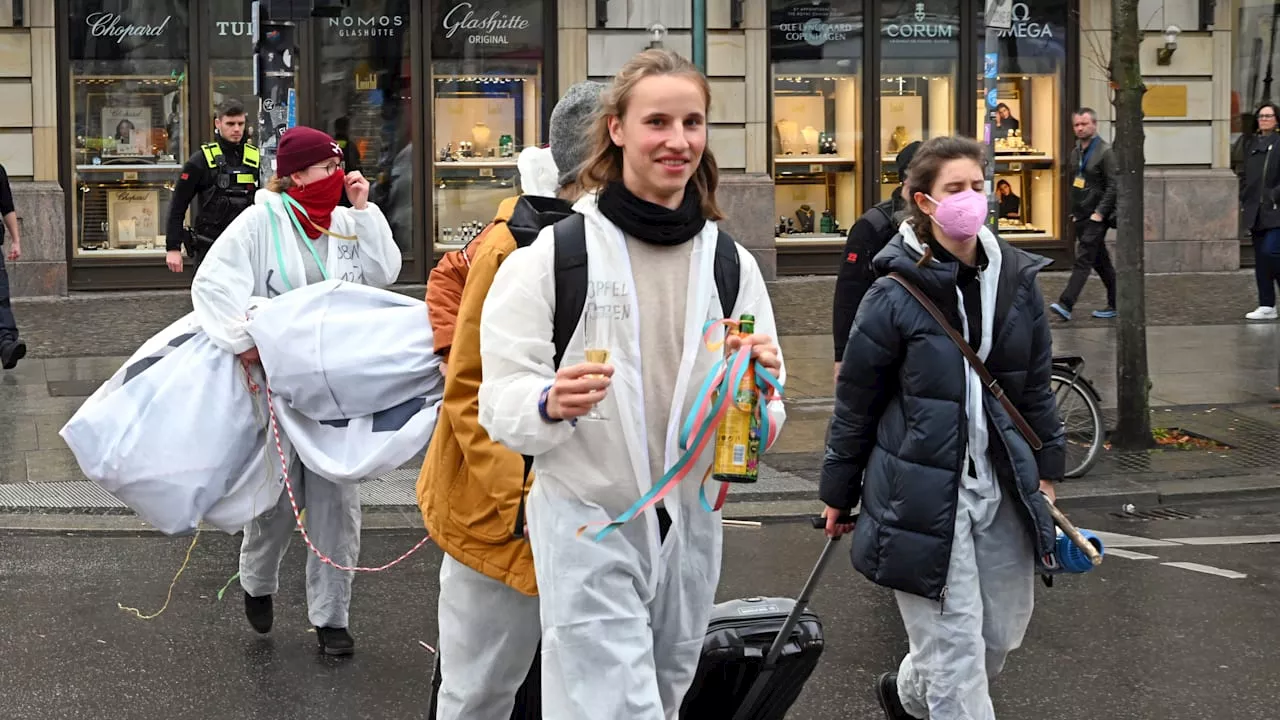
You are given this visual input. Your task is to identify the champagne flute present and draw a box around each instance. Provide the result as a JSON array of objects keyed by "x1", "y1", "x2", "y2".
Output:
[{"x1": 581, "y1": 302, "x2": 611, "y2": 421}]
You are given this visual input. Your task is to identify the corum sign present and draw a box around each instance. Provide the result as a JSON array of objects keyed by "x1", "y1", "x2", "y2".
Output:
[
  {"x1": 884, "y1": 2, "x2": 956, "y2": 40},
  {"x1": 996, "y1": 3, "x2": 1053, "y2": 38}
]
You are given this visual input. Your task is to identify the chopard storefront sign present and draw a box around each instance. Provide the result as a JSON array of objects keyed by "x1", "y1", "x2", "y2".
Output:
[{"x1": 85, "y1": 12, "x2": 172, "y2": 44}]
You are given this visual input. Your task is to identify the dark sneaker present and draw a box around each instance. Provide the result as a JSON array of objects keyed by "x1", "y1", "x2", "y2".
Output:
[
  {"x1": 1, "y1": 340, "x2": 26, "y2": 370},
  {"x1": 1091, "y1": 307, "x2": 1117, "y2": 319},
  {"x1": 1049, "y1": 302, "x2": 1072, "y2": 321},
  {"x1": 316, "y1": 626, "x2": 355, "y2": 656},
  {"x1": 244, "y1": 592, "x2": 273, "y2": 634},
  {"x1": 876, "y1": 672, "x2": 920, "y2": 720}
]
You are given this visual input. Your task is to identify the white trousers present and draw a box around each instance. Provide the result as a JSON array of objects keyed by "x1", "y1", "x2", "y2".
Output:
[
  {"x1": 894, "y1": 483, "x2": 1035, "y2": 720},
  {"x1": 435, "y1": 554, "x2": 542, "y2": 720},
  {"x1": 239, "y1": 461, "x2": 362, "y2": 628},
  {"x1": 528, "y1": 487, "x2": 717, "y2": 720}
]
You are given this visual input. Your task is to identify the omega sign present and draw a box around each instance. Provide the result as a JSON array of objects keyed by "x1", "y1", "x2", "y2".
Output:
[
  {"x1": 996, "y1": 3, "x2": 1053, "y2": 38},
  {"x1": 85, "y1": 12, "x2": 172, "y2": 44},
  {"x1": 442, "y1": 2, "x2": 531, "y2": 45}
]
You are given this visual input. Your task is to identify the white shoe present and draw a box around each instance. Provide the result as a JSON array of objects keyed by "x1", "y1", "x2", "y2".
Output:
[{"x1": 1245, "y1": 306, "x2": 1278, "y2": 320}]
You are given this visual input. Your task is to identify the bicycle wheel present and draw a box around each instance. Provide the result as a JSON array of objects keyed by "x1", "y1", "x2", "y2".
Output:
[{"x1": 1051, "y1": 370, "x2": 1104, "y2": 478}]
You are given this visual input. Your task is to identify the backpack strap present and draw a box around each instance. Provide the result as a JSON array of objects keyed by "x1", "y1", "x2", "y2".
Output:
[
  {"x1": 866, "y1": 202, "x2": 894, "y2": 241},
  {"x1": 551, "y1": 212, "x2": 589, "y2": 372},
  {"x1": 713, "y1": 229, "x2": 741, "y2": 319},
  {"x1": 516, "y1": 213, "x2": 588, "y2": 540}
]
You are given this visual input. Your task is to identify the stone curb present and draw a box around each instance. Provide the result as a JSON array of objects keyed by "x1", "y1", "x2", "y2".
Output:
[{"x1": 3, "y1": 473, "x2": 1277, "y2": 534}]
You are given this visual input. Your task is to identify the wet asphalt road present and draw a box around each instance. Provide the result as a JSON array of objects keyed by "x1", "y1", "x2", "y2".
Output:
[{"x1": 2, "y1": 497, "x2": 1278, "y2": 720}]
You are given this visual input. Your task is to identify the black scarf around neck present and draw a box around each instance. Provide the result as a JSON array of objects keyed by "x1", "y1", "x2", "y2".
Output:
[{"x1": 597, "y1": 181, "x2": 705, "y2": 246}]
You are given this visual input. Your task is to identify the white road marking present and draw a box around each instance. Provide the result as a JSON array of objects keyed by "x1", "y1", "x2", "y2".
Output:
[
  {"x1": 1158, "y1": 534, "x2": 1280, "y2": 546},
  {"x1": 1161, "y1": 562, "x2": 1248, "y2": 580},
  {"x1": 1088, "y1": 530, "x2": 1181, "y2": 548},
  {"x1": 1106, "y1": 549, "x2": 1160, "y2": 560}
]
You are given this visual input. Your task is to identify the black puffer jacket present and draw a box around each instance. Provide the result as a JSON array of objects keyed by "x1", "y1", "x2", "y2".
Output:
[
  {"x1": 820, "y1": 230, "x2": 1065, "y2": 600},
  {"x1": 1236, "y1": 132, "x2": 1280, "y2": 233}
]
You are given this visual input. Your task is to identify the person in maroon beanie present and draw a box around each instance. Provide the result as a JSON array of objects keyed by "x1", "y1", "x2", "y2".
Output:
[{"x1": 191, "y1": 126, "x2": 402, "y2": 656}]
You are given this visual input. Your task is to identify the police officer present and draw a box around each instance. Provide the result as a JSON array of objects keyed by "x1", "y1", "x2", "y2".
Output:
[{"x1": 165, "y1": 99, "x2": 260, "y2": 273}]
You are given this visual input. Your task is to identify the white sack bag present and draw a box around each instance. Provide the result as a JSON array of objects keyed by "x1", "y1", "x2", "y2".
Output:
[
  {"x1": 201, "y1": 366, "x2": 290, "y2": 534},
  {"x1": 270, "y1": 392, "x2": 442, "y2": 484},
  {"x1": 59, "y1": 317, "x2": 279, "y2": 535},
  {"x1": 246, "y1": 279, "x2": 443, "y2": 420}
]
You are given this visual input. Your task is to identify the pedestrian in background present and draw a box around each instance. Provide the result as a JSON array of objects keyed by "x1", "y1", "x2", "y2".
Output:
[
  {"x1": 0, "y1": 162, "x2": 25, "y2": 370},
  {"x1": 1235, "y1": 102, "x2": 1280, "y2": 321},
  {"x1": 1051, "y1": 108, "x2": 1118, "y2": 321}
]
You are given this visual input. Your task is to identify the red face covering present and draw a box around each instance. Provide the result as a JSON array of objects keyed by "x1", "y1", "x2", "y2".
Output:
[{"x1": 285, "y1": 170, "x2": 344, "y2": 239}]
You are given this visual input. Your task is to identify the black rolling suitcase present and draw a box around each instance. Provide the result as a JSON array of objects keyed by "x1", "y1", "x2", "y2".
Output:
[
  {"x1": 679, "y1": 517, "x2": 847, "y2": 720},
  {"x1": 428, "y1": 517, "x2": 846, "y2": 720}
]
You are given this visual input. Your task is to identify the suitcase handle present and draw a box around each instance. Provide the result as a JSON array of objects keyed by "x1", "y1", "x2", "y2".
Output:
[{"x1": 730, "y1": 514, "x2": 855, "y2": 720}]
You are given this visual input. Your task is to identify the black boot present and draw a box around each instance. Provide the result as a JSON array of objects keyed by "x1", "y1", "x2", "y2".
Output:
[
  {"x1": 316, "y1": 626, "x2": 355, "y2": 657},
  {"x1": 1, "y1": 340, "x2": 25, "y2": 370},
  {"x1": 876, "y1": 672, "x2": 920, "y2": 720},
  {"x1": 243, "y1": 592, "x2": 273, "y2": 634}
]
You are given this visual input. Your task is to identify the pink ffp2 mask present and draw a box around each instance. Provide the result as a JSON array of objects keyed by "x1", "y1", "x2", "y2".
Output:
[{"x1": 925, "y1": 190, "x2": 989, "y2": 239}]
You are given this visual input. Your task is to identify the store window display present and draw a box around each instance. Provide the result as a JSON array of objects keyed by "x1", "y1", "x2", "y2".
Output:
[
  {"x1": 878, "y1": 0, "x2": 961, "y2": 201},
  {"x1": 67, "y1": 1, "x2": 189, "y2": 259},
  {"x1": 976, "y1": 0, "x2": 1068, "y2": 242},
  {"x1": 429, "y1": 0, "x2": 548, "y2": 252},
  {"x1": 316, "y1": 0, "x2": 413, "y2": 251},
  {"x1": 208, "y1": 0, "x2": 258, "y2": 139},
  {"x1": 770, "y1": 0, "x2": 863, "y2": 247}
]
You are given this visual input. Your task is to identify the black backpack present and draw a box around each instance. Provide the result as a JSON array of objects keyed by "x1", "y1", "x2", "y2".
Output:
[
  {"x1": 548, "y1": 213, "x2": 741, "y2": 369},
  {"x1": 513, "y1": 213, "x2": 741, "y2": 538},
  {"x1": 863, "y1": 199, "x2": 898, "y2": 251}
]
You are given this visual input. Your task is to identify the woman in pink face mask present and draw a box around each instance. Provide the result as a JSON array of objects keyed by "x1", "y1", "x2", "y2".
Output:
[{"x1": 820, "y1": 136, "x2": 1063, "y2": 720}]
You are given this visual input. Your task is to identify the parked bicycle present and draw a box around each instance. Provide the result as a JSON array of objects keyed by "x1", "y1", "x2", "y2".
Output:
[{"x1": 1051, "y1": 355, "x2": 1105, "y2": 478}]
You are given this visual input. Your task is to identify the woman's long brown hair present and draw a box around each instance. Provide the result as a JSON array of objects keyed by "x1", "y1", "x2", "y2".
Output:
[{"x1": 577, "y1": 48, "x2": 724, "y2": 220}]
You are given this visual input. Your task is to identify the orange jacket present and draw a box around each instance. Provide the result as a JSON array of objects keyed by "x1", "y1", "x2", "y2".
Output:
[
  {"x1": 425, "y1": 196, "x2": 517, "y2": 355},
  {"x1": 417, "y1": 196, "x2": 535, "y2": 595}
]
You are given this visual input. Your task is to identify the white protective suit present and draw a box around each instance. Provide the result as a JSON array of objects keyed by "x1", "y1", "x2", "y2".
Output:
[
  {"x1": 893, "y1": 225, "x2": 1036, "y2": 720},
  {"x1": 433, "y1": 145, "x2": 558, "y2": 720},
  {"x1": 478, "y1": 194, "x2": 786, "y2": 720},
  {"x1": 192, "y1": 188, "x2": 401, "y2": 628}
]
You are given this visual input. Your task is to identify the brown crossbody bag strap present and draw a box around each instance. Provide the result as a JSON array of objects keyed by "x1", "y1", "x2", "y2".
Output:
[{"x1": 886, "y1": 272, "x2": 1043, "y2": 451}]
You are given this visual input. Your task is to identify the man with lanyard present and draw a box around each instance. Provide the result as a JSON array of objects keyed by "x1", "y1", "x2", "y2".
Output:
[
  {"x1": 165, "y1": 99, "x2": 260, "y2": 273},
  {"x1": 1051, "y1": 107, "x2": 1118, "y2": 321}
]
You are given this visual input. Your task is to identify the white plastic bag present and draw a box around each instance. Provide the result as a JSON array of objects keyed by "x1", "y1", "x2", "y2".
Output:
[
  {"x1": 271, "y1": 392, "x2": 442, "y2": 484},
  {"x1": 247, "y1": 279, "x2": 442, "y2": 420},
  {"x1": 59, "y1": 315, "x2": 283, "y2": 535}
]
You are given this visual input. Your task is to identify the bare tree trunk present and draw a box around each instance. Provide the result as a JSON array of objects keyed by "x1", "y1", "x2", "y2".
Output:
[{"x1": 1109, "y1": 0, "x2": 1153, "y2": 449}]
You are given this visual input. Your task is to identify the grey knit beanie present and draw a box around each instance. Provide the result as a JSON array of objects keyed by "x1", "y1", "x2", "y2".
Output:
[{"x1": 549, "y1": 81, "x2": 607, "y2": 188}]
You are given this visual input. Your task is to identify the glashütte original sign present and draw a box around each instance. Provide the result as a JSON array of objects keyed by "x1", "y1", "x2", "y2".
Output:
[{"x1": 431, "y1": 0, "x2": 542, "y2": 58}]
